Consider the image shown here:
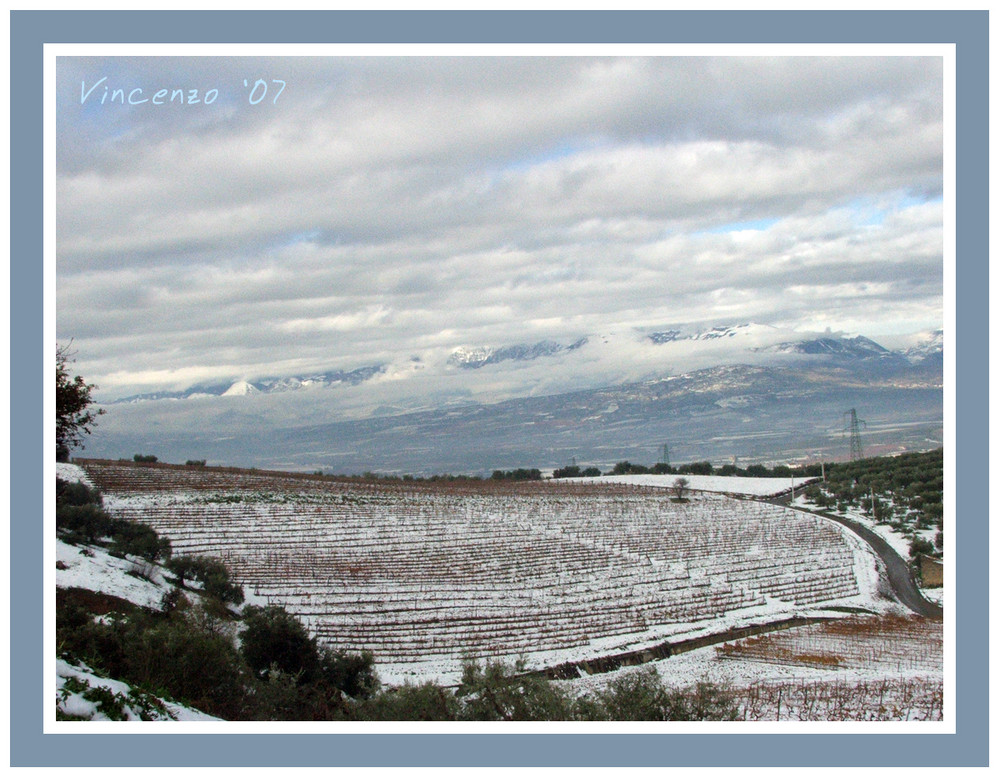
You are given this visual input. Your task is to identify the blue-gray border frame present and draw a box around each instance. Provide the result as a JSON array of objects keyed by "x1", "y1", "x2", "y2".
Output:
[{"x1": 11, "y1": 9, "x2": 988, "y2": 768}]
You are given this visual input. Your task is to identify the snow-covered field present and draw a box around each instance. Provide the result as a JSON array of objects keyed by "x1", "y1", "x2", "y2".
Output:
[
  {"x1": 571, "y1": 473, "x2": 813, "y2": 497},
  {"x1": 54, "y1": 461, "x2": 943, "y2": 720},
  {"x1": 73, "y1": 461, "x2": 894, "y2": 687}
]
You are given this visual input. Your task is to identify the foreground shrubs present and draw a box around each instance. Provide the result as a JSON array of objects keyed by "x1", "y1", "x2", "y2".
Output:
[
  {"x1": 356, "y1": 660, "x2": 738, "y2": 722},
  {"x1": 57, "y1": 592, "x2": 741, "y2": 722},
  {"x1": 56, "y1": 595, "x2": 376, "y2": 721},
  {"x1": 56, "y1": 478, "x2": 171, "y2": 561},
  {"x1": 58, "y1": 598, "x2": 252, "y2": 720},
  {"x1": 455, "y1": 659, "x2": 574, "y2": 721},
  {"x1": 355, "y1": 681, "x2": 460, "y2": 721},
  {"x1": 167, "y1": 555, "x2": 244, "y2": 605},
  {"x1": 239, "y1": 604, "x2": 378, "y2": 712}
]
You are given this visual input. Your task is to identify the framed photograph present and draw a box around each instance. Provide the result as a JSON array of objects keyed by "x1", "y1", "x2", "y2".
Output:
[{"x1": 12, "y1": 7, "x2": 988, "y2": 769}]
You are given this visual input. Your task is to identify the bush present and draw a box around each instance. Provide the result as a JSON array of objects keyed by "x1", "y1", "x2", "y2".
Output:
[
  {"x1": 167, "y1": 555, "x2": 243, "y2": 605},
  {"x1": 678, "y1": 461, "x2": 714, "y2": 476},
  {"x1": 358, "y1": 682, "x2": 459, "y2": 721},
  {"x1": 133, "y1": 454, "x2": 158, "y2": 463},
  {"x1": 239, "y1": 605, "x2": 323, "y2": 683},
  {"x1": 667, "y1": 679, "x2": 740, "y2": 721},
  {"x1": 239, "y1": 605, "x2": 377, "y2": 703},
  {"x1": 611, "y1": 461, "x2": 649, "y2": 475},
  {"x1": 455, "y1": 659, "x2": 572, "y2": 721},
  {"x1": 490, "y1": 468, "x2": 543, "y2": 481},
  {"x1": 56, "y1": 478, "x2": 102, "y2": 507},
  {"x1": 128, "y1": 611, "x2": 250, "y2": 719},
  {"x1": 319, "y1": 649, "x2": 378, "y2": 699},
  {"x1": 584, "y1": 668, "x2": 739, "y2": 721},
  {"x1": 910, "y1": 536, "x2": 935, "y2": 561},
  {"x1": 587, "y1": 667, "x2": 673, "y2": 720},
  {"x1": 111, "y1": 520, "x2": 171, "y2": 562},
  {"x1": 56, "y1": 503, "x2": 117, "y2": 542}
]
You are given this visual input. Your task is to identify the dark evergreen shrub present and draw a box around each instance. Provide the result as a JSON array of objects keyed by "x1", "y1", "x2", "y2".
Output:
[
  {"x1": 240, "y1": 605, "x2": 322, "y2": 683},
  {"x1": 110, "y1": 520, "x2": 171, "y2": 562},
  {"x1": 167, "y1": 555, "x2": 244, "y2": 605},
  {"x1": 358, "y1": 682, "x2": 458, "y2": 721},
  {"x1": 56, "y1": 503, "x2": 117, "y2": 542},
  {"x1": 455, "y1": 660, "x2": 573, "y2": 721}
]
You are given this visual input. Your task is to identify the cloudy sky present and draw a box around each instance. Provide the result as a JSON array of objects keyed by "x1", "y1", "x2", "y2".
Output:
[{"x1": 56, "y1": 53, "x2": 944, "y2": 401}]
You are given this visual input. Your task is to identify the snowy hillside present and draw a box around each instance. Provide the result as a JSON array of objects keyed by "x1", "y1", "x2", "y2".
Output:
[
  {"x1": 57, "y1": 659, "x2": 221, "y2": 722},
  {"x1": 54, "y1": 462, "x2": 228, "y2": 721},
  {"x1": 573, "y1": 473, "x2": 812, "y2": 496}
]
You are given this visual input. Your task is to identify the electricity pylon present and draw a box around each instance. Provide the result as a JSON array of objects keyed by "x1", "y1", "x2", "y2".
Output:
[{"x1": 844, "y1": 408, "x2": 866, "y2": 461}]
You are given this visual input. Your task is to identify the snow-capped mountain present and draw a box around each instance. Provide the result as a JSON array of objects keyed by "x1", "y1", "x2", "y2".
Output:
[
  {"x1": 221, "y1": 380, "x2": 260, "y2": 397},
  {"x1": 760, "y1": 334, "x2": 905, "y2": 364},
  {"x1": 448, "y1": 338, "x2": 588, "y2": 369},
  {"x1": 86, "y1": 321, "x2": 943, "y2": 474},
  {"x1": 900, "y1": 330, "x2": 944, "y2": 364},
  {"x1": 648, "y1": 323, "x2": 772, "y2": 344},
  {"x1": 112, "y1": 365, "x2": 385, "y2": 404},
  {"x1": 106, "y1": 323, "x2": 941, "y2": 409}
]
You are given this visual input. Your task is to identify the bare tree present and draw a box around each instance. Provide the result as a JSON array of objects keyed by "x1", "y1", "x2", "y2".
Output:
[{"x1": 673, "y1": 477, "x2": 690, "y2": 501}]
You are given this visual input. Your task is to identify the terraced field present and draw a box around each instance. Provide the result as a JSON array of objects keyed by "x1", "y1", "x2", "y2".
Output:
[{"x1": 79, "y1": 460, "x2": 880, "y2": 680}]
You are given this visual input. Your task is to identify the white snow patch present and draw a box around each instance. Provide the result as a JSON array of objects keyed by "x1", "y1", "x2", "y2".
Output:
[
  {"x1": 572, "y1": 473, "x2": 813, "y2": 496},
  {"x1": 56, "y1": 462, "x2": 95, "y2": 487},
  {"x1": 56, "y1": 539, "x2": 170, "y2": 611},
  {"x1": 56, "y1": 658, "x2": 220, "y2": 721}
]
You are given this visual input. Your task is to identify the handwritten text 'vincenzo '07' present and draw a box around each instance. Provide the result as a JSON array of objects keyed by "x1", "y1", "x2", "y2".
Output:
[{"x1": 80, "y1": 77, "x2": 286, "y2": 106}]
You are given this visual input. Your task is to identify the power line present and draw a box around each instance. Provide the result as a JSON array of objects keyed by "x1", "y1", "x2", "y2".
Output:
[{"x1": 844, "y1": 408, "x2": 866, "y2": 461}]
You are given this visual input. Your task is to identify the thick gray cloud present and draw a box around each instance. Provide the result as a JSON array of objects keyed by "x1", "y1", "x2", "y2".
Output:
[{"x1": 56, "y1": 55, "x2": 944, "y2": 398}]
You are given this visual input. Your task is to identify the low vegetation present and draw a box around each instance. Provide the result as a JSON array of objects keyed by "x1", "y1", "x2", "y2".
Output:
[
  {"x1": 56, "y1": 474, "x2": 744, "y2": 721},
  {"x1": 799, "y1": 449, "x2": 943, "y2": 580},
  {"x1": 56, "y1": 479, "x2": 172, "y2": 561},
  {"x1": 56, "y1": 449, "x2": 944, "y2": 722}
]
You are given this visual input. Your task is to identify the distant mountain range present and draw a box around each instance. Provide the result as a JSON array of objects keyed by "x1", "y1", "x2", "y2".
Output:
[
  {"x1": 448, "y1": 337, "x2": 589, "y2": 369},
  {"x1": 88, "y1": 324, "x2": 943, "y2": 476},
  {"x1": 113, "y1": 365, "x2": 385, "y2": 404},
  {"x1": 108, "y1": 325, "x2": 943, "y2": 405}
]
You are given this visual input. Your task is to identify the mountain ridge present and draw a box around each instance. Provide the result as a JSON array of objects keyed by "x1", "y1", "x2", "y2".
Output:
[{"x1": 106, "y1": 324, "x2": 943, "y2": 406}]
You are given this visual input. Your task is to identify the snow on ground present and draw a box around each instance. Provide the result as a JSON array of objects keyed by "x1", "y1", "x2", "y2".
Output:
[
  {"x1": 571, "y1": 473, "x2": 813, "y2": 496},
  {"x1": 57, "y1": 658, "x2": 220, "y2": 721},
  {"x1": 56, "y1": 462, "x2": 95, "y2": 487},
  {"x1": 555, "y1": 598, "x2": 943, "y2": 721},
  {"x1": 56, "y1": 539, "x2": 171, "y2": 611},
  {"x1": 561, "y1": 615, "x2": 918, "y2": 699},
  {"x1": 790, "y1": 494, "x2": 913, "y2": 560},
  {"x1": 920, "y1": 588, "x2": 944, "y2": 606},
  {"x1": 375, "y1": 581, "x2": 892, "y2": 689},
  {"x1": 57, "y1": 463, "x2": 940, "y2": 720}
]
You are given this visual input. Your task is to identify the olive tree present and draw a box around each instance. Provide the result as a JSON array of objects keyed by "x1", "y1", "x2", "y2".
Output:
[{"x1": 56, "y1": 343, "x2": 104, "y2": 460}]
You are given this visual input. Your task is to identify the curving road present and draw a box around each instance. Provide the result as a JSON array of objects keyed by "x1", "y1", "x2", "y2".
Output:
[{"x1": 769, "y1": 494, "x2": 943, "y2": 620}]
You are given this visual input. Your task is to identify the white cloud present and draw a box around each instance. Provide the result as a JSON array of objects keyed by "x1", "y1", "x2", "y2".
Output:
[{"x1": 56, "y1": 55, "x2": 944, "y2": 400}]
